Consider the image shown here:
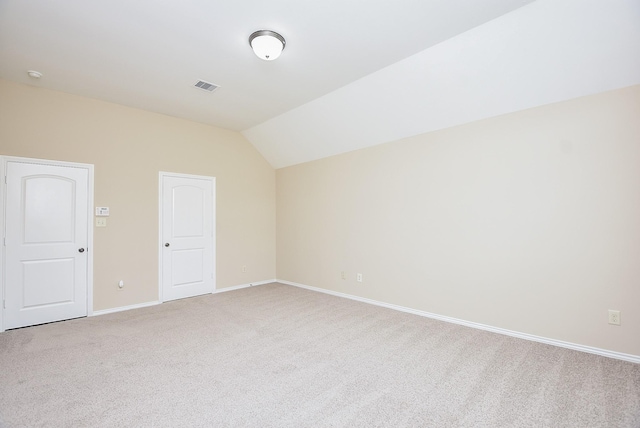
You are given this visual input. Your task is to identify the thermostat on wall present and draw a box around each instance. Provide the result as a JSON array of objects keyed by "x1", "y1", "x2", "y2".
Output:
[{"x1": 95, "y1": 207, "x2": 110, "y2": 216}]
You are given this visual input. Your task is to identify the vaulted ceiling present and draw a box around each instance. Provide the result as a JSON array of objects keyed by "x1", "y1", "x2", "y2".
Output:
[{"x1": 1, "y1": 1, "x2": 639, "y2": 168}]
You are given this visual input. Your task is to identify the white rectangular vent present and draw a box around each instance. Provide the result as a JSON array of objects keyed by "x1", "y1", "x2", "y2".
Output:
[{"x1": 194, "y1": 80, "x2": 219, "y2": 92}]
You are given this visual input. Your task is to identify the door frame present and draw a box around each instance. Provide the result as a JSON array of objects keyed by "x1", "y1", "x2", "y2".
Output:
[
  {"x1": 158, "y1": 171, "x2": 216, "y2": 303},
  {"x1": 0, "y1": 155, "x2": 94, "y2": 333}
]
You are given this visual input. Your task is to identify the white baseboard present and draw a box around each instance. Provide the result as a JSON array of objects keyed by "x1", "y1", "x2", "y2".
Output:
[
  {"x1": 92, "y1": 300, "x2": 161, "y2": 316},
  {"x1": 91, "y1": 280, "x2": 276, "y2": 316},
  {"x1": 214, "y1": 279, "x2": 276, "y2": 294},
  {"x1": 278, "y1": 279, "x2": 640, "y2": 364}
]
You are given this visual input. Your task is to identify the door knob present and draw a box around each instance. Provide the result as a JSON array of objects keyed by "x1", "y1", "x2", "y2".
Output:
[
  {"x1": 78, "y1": 248, "x2": 85, "y2": 253},
  {"x1": 164, "y1": 243, "x2": 170, "y2": 247}
]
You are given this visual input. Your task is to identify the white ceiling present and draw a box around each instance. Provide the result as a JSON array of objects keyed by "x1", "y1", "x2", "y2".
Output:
[
  {"x1": 1, "y1": 1, "x2": 639, "y2": 169},
  {"x1": 245, "y1": 0, "x2": 640, "y2": 167}
]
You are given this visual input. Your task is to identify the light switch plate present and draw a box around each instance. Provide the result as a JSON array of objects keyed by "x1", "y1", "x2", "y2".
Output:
[{"x1": 96, "y1": 217, "x2": 107, "y2": 227}]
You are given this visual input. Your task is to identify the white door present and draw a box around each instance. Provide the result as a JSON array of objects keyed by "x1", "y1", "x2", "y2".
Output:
[
  {"x1": 160, "y1": 173, "x2": 214, "y2": 302},
  {"x1": 4, "y1": 161, "x2": 90, "y2": 329}
]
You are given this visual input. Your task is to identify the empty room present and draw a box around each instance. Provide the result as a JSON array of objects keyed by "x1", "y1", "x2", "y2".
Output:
[{"x1": 1, "y1": 0, "x2": 639, "y2": 426}]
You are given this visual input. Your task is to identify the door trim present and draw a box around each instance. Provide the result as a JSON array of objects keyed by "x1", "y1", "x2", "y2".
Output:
[
  {"x1": 0, "y1": 156, "x2": 94, "y2": 333},
  {"x1": 158, "y1": 171, "x2": 216, "y2": 303}
]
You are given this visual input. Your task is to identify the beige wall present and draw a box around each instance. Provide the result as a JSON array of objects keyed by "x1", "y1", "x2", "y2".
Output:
[
  {"x1": 0, "y1": 79, "x2": 276, "y2": 311},
  {"x1": 2, "y1": 77, "x2": 638, "y2": 357},
  {"x1": 277, "y1": 85, "x2": 640, "y2": 356}
]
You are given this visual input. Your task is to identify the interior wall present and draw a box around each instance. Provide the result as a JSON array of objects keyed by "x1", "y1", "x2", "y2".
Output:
[
  {"x1": 0, "y1": 79, "x2": 276, "y2": 311},
  {"x1": 276, "y1": 85, "x2": 640, "y2": 356}
]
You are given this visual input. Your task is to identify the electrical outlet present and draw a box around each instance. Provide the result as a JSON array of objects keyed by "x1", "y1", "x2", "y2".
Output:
[
  {"x1": 357, "y1": 273, "x2": 363, "y2": 283},
  {"x1": 608, "y1": 310, "x2": 621, "y2": 325},
  {"x1": 341, "y1": 271, "x2": 346, "y2": 280},
  {"x1": 242, "y1": 265, "x2": 247, "y2": 273}
]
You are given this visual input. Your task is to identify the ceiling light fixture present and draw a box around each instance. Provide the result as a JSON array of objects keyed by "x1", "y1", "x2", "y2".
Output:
[
  {"x1": 27, "y1": 70, "x2": 42, "y2": 79},
  {"x1": 249, "y1": 30, "x2": 285, "y2": 61}
]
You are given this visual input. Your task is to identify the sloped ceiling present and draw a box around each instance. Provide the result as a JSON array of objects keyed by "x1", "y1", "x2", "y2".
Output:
[
  {"x1": 0, "y1": 0, "x2": 532, "y2": 131},
  {"x1": 244, "y1": 0, "x2": 640, "y2": 168},
  {"x1": 1, "y1": 1, "x2": 639, "y2": 169}
]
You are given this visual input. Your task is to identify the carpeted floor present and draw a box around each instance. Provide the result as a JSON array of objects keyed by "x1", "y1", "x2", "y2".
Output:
[{"x1": 0, "y1": 282, "x2": 638, "y2": 427}]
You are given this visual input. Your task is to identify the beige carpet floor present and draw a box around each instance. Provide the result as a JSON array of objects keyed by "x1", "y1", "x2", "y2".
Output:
[{"x1": 0, "y1": 282, "x2": 638, "y2": 427}]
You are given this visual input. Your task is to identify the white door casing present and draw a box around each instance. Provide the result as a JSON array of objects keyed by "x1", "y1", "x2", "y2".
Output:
[
  {"x1": 159, "y1": 172, "x2": 215, "y2": 302},
  {"x1": 1, "y1": 157, "x2": 94, "y2": 332}
]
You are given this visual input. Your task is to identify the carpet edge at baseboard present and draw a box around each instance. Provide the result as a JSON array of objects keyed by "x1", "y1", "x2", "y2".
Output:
[
  {"x1": 277, "y1": 279, "x2": 640, "y2": 365},
  {"x1": 92, "y1": 300, "x2": 161, "y2": 317},
  {"x1": 213, "y1": 279, "x2": 277, "y2": 294},
  {"x1": 90, "y1": 279, "x2": 276, "y2": 317}
]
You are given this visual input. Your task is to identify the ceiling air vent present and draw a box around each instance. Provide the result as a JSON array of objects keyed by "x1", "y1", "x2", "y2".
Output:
[{"x1": 194, "y1": 80, "x2": 219, "y2": 92}]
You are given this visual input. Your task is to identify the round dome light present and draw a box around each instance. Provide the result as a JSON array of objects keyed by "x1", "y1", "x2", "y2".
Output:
[{"x1": 249, "y1": 30, "x2": 286, "y2": 61}]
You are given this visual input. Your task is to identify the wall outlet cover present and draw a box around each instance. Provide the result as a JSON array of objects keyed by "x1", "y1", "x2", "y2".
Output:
[{"x1": 608, "y1": 310, "x2": 621, "y2": 326}]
